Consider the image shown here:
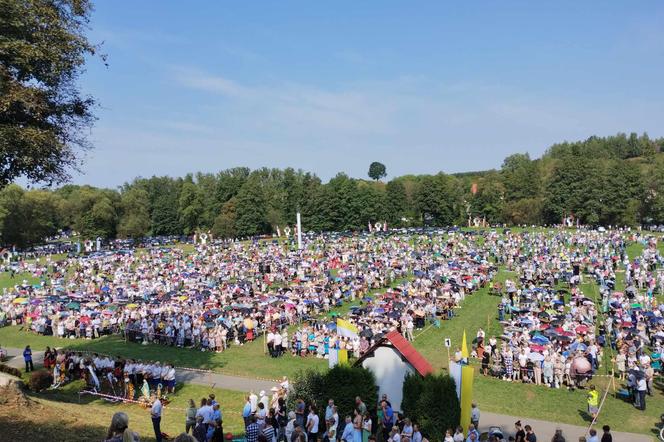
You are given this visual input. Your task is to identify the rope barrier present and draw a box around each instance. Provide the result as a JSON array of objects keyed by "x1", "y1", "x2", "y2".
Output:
[
  {"x1": 77, "y1": 390, "x2": 246, "y2": 432},
  {"x1": 586, "y1": 381, "x2": 611, "y2": 435}
]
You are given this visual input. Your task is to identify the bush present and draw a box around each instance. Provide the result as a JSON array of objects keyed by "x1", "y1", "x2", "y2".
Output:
[
  {"x1": 287, "y1": 368, "x2": 325, "y2": 412},
  {"x1": 0, "y1": 364, "x2": 22, "y2": 378},
  {"x1": 402, "y1": 373, "x2": 460, "y2": 441},
  {"x1": 319, "y1": 365, "x2": 378, "y2": 420},
  {"x1": 29, "y1": 370, "x2": 53, "y2": 392},
  {"x1": 289, "y1": 365, "x2": 379, "y2": 424}
]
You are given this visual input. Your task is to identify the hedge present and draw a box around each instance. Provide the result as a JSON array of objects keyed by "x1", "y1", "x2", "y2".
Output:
[
  {"x1": 289, "y1": 365, "x2": 379, "y2": 424},
  {"x1": 402, "y1": 372, "x2": 460, "y2": 441}
]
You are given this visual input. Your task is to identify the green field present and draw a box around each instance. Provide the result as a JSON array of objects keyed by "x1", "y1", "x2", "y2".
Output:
[
  {"x1": 0, "y1": 326, "x2": 326, "y2": 379},
  {"x1": 0, "y1": 377, "x2": 246, "y2": 442},
  {"x1": 2, "y1": 233, "x2": 664, "y2": 438}
]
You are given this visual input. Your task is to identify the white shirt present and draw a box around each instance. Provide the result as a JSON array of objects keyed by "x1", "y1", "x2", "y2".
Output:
[
  {"x1": 307, "y1": 413, "x2": 319, "y2": 433},
  {"x1": 151, "y1": 399, "x2": 162, "y2": 418}
]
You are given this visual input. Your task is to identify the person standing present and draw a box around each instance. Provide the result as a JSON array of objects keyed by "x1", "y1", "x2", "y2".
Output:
[
  {"x1": 514, "y1": 421, "x2": 525, "y2": 442},
  {"x1": 381, "y1": 401, "x2": 394, "y2": 442},
  {"x1": 600, "y1": 425, "x2": 612, "y2": 442},
  {"x1": 470, "y1": 403, "x2": 480, "y2": 429},
  {"x1": 306, "y1": 405, "x2": 320, "y2": 442},
  {"x1": 325, "y1": 399, "x2": 335, "y2": 431},
  {"x1": 151, "y1": 395, "x2": 163, "y2": 442},
  {"x1": 185, "y1": 399, "x2": 197, "y2": 434},
  {"x1": 243, "y1": 396, "x2": 253, "y2": 429},
  {"x1": 636, "y1": 376, "x2": 647, "y2": 410},
  {"x1": 23, "y1": 345, "x2": 33, "y2": 372},
  {"x1": 587, "y1": 429, "x2": 599, "y2": 442},
  {"x1": 362, "y1": 411, "x2": 373, "y2": 442},
  {"x1": 524, "y1": 425, "x2": 536, "y2": 442},
  {"x1": 246, "y1": 416, "x2": 260, "y2": 442},
  {"x1": 586, "y1": 386, "x2": 599, "y2": 420}
]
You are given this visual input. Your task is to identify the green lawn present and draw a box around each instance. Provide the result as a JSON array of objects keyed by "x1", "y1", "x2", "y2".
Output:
[
  {"x1": 2, "y1": 380, "x2": 247, "y2": 441},
  {"x1": 0, "y1": 271, "x2": 43, "y2": 290},
  {"x1": 0, "y1": 326, "x2": 326, "y2": 379},
  {"x1": 413, "y1": 268, "x2": 510, "y2": 369}
]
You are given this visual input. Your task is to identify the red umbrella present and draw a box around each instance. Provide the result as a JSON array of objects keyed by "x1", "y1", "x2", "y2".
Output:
[
  {"x1": 575, "y1": 325, "x2": 589, "y2": 334},
  {"x1": 79, "y1": 316, "x2": 91, "y2": 324}
]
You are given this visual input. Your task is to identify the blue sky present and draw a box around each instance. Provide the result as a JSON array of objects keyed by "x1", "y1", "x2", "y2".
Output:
[{"x1": 76, "y1": 1, "x2": 664, "y2": 187}]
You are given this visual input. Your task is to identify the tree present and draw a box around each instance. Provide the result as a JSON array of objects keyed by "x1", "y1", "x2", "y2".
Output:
[
  {"x1": 414, "y1": 174, "x2": 458, "y2": 226},
  {"x1": 60, "y1": 186, "x2": 118, "y2": 238},
  {"x1": 212, "y1": 198, "x2": 237, "y2": 238},
  {"x1": 178, "y1": 179, "x2": 203, "y2": 235},
  {"x1": 385, "y1": 179, "x2": 408, "y2": 225},
  {"x1": 368, "y1": 162, "x2": 387, "y2": 181},
  {"x1": 0, "y1": 0, "x2": 100, "y2": 186},
  {"x1": 402, "y1": 373, "x2": 460, "y2": 441},
  {"x1": 234, "y1": 176, "x2": 269, "y2": 237},
  {"x1": 501, "y1": 153, "x2": 540, "y2": 202},
  {"x1": 117, "y1": 188, "x2": 150, "y2": 238}
]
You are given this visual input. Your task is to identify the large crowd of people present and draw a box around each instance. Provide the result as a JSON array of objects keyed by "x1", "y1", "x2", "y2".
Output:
[
  {"x1": 467, "y1": 231, "x2": 663, "y2": 411},
  {"x1": 1, "y1": 227, "x2": 663, "y2": 441}
]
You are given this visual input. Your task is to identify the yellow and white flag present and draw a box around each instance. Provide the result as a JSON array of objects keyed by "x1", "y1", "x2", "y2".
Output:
[{"x1": 336, "y1": 318, "x2": 358, "y2": 338}]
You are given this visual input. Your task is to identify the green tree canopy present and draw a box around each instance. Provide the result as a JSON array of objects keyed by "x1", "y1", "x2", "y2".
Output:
[
  {"x1": 0, "y1": 0, "x2": 100, "y2": 186},
  {"x1": 368, "y1": 161, "x2": 387, "y2": 181}
]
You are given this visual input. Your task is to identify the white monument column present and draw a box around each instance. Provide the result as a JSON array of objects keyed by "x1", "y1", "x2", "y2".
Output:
[{"x1": 296, "y1": 212, "x2": 303, "y2": 250}]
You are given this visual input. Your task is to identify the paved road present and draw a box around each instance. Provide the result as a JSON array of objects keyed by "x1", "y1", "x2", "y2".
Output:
[
  {"x1": 478, "y1": 410, "x2": 652, "y2": 442},
  {"x1": 3, "y1": 348, "x2": 652, "y2": 441},
  {"x1": 3, "y1": 347, "x2": 275, "y2": 393}
]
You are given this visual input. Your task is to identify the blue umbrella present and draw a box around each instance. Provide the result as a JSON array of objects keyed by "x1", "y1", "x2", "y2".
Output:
[
  {"x1": 570, "y1": 342, "x2": 587, "y2": 352},
  {"x1": 531, "y1": 335, "x2": 550, "y2": 345},
  {"x1": 327, "y1": 322, "x2": 337, "y2": 330}
]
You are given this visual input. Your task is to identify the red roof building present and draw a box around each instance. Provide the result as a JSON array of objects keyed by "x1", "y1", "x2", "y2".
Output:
[{"x1": 354, "y1": 330, "x2": 434, "y2": 411}]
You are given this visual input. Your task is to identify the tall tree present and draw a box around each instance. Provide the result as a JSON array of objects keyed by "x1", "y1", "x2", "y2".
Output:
[
  {"x1": 0, "y1": 0, "x2": 100, "y2": 186},
  {"x1": 501, "y1": 153, "x2": 540, "y2": 202},
  {"x1": 178, "y1": 179, "x2": 203, "y2": 235},
  {"x1": 368, "y1": 162, "x2": 387, "y2": 181},
  {"x1": 212, "y1": 198, "x2": 238, "y2": 239},
  {"x1": 234, "y1": 176, "x2": 268, "y2": 237},
  {"x1": 117, "y1": 187, "x2": 150, "y2": 238},
  {"x1": 385, "y1": 179, "x2": 408, "y2": 225}
]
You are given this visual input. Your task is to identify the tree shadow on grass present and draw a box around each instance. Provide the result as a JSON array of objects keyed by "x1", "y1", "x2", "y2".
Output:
[
  {"x1": 577, "y1": 409, "x2": 593, "y2": 422},
  {"x1": 0, "y1": 412, "x2": 112, "y2": 442}
]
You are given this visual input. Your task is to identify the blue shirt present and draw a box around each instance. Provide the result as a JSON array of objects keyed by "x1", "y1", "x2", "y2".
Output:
[
  {"x1": 382, "y1": 406, "x2": 393, "y2": 426},
  {"x1": 243, "y1": 402, "x2": 252, "y2": 418},
  {"x1": 23, "y1": 349, "x2": 32, "y2": 361},
  {"x1": 341, "y1": 422, "x2": 354, "y2": 442}
]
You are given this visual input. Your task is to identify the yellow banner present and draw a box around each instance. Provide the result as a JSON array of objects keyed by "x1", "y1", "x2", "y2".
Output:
[
  {"x1": 338, "y1": 349, "x2": 348, "y2": 365},
  {"x1": 336, "y1": 318, "x2": 358, "y2": 337},
  {"x1": 461, "y1": 330, "x2": 469, "y2": 359},
  {"x1": 460, "y1": 365, "x2": 474, "y2": 435}
]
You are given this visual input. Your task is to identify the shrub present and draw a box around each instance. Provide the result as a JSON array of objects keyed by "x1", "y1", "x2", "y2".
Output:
[
  {"x1": 319, "y1": 365, "x2": 378, "y2": 420},
  {"x1": 29, "y1": 370, "x2": 53, "y2": 392},
  {"x1": 402, "y1": 373, "x2": 460, "y2": 441},
  {"x1": 289, "y1": 365, "x2": 379, "y2": 424},
  {"x1": 401, "y1": 372, "x2": 424, "y2": 419},
  {"x1": 287, "y1": 368, "x2": 325, "y2": 412},
  {"x1": 0, "y1": 363, "x2": 22, "y2": 378}
]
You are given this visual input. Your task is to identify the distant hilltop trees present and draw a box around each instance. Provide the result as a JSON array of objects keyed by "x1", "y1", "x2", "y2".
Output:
[{"x1": 1, "y1": 133, "x2": 663, "y2": 247}]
